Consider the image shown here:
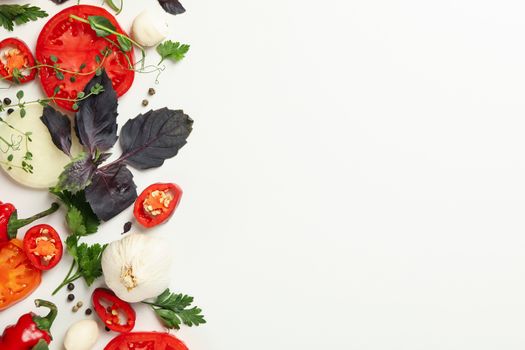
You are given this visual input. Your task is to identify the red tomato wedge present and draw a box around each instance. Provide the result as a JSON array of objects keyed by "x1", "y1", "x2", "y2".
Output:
[
  {"x1": 0, "y1": 239, "x2": 42, "y2": 310},
  {"x1": 23, "y1": 224, "x2": 63, "y2": 271},
  {"x1": 36, "y1": 5, "x2": 135, "y2": 111},
  {"x1": 0, "y1": 38, "x2": 37, "y2": 84},
  {"x1": 104, "y1": 332, "x2": 189, "y2": 350}
]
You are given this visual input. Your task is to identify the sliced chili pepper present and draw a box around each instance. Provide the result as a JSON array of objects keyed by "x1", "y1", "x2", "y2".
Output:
[
  {"x1": 104, "y1": 332, "x2": 188, "y2": 350},
  {"x1": 0, "y1": 202, "x2": 60, "y2": 243},
  {"x1": 133, "y1": 183, "x2": 183, "y2": 228},
  {"x1": 92, "y1": 288, "x2": 136, "y2": 333},
  {"x1": 0, "y1": 299, "x2": 57, "y2": 349},
  {"x1": 0, "y1": 38, "x2": 37, "y2": 84},
  {"x1": 23, "y1": 224, "x2": 63, "y2": 271}
]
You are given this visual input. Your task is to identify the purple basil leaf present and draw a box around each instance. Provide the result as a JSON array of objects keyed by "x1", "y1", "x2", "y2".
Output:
[
  {"x1": 118, "y1": 108, "x2": 193, "y2": 170},
  {"x1": 76, "y1": 70, "x2": 118, "y2": 155},
  {"x1": 57, "y1": 153, "x2": 97, "y2": 193},
  {"x1": 50, "y1": 0, "x2": 71, "y2": 3},
  {"x1": 85, "y1": 164, "x2": 137, "y2": 221},
  {"x1": 40, "y1": 105, "x2": 72, "y2": 156},
  {"x1": 158, "y1": 0, "x2": 186, "y2": 15}
]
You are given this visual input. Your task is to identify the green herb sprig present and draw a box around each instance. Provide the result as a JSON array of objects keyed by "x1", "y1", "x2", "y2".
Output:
[
  {"x1": 52, "y1": 235, "x2": 107, "y2": 295},
  {"x1": 0, "y1": 4, "x2": 48, "y2": 31},
  {"x1": 142, "y1": 289, "x2": 206, "y2": 329}
]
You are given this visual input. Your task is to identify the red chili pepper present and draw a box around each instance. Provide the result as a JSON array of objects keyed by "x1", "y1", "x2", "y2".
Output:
[
  {"x1": 0, "y1": 299, "x2": 57, "y2": 350},
  {"x1": 0, "y1": 38, "x2": 37, "y2": 84},
  {"x1": 133, "y1": 183, "x2": 183, "y2": 228},
  {"x1": 23, "y1": 224, "x2": 63, "y2": 271},
  {"x1": 92, "y1": 288, "x2": 136, "y2": 333},
  {"x1": 0, "y1": 202, "x2": 59, "y2": 243}
]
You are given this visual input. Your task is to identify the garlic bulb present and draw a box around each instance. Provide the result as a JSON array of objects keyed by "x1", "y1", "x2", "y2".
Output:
[
  {"x1": 102, "y1": 233, "x2": 173, "y2": 303},
  {"x1": 131, "y1": 9, "x2": 169, "y2": 47},
  {"x1": 64, "y1": 319, "x2": 99, "y2": 350}
]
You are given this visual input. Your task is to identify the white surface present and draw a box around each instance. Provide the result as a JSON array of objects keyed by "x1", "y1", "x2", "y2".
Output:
[{"x1": 2, "y1": 0, "x2": 525, "y2": 349}]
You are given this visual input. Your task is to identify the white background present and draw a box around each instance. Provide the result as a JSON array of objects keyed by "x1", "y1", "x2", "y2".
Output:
[{"x1": 2, "y1": 0, "x2": 525, "y2": 349}]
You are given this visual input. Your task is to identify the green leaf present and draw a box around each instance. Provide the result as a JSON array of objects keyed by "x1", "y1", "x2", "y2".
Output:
[
  {"x1": 50, "y1": 55, "x2": 58, "y2": 63},
  {"x1": 66, "y1": 207, "x2": 87, "y2": 236},
  {"x1": 156, "y1": 40, "x2": 190, "y2": 64},
  {"x1": 16, "y1": 90, "x2": 23, "y2": 100},
  {"x1": 50, "y1": 188, "x2": 100, "y2": 236},
  {"x1": 0, "y1": 4, "x2": 48, "y2": 32},
  {"x1": 87, "y1": 15, "x2": 116, "y2": 37},
  {"x1": 64, "y1": 235, "x2": 106, "y2": 286},
  {"x1": 117, "y1": 36, "x2": 132, "y2": 52},
  {"x1": 20, "y1": 108, "x2": 26, "y2": 118},
  {"x1": 31, "y1": 339, "x2": 49, "y2": 350},
  {"x1": 145, "y1": 289, "x2": 206, "y2": 330},
  {"x1": 55, "y1": 71, "x2": 64, "y2": 80}
]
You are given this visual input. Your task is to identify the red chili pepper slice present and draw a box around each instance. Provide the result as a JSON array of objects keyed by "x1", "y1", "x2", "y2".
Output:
[
  {"x1": 104, "y1": 332, "x2": 188, "y2": 350},
  {"x1": 0, "y1": 38, "x2": 37, "y2": 84},
  {"x1": 133, "y1": 183, "x2": 183, "y2": 228},
  {"x1": 92, "y1": 288, "x2": 136, "y2": 333},
  {"x1": 23, "y1": 224, "x2": 63, "y2": 271}
]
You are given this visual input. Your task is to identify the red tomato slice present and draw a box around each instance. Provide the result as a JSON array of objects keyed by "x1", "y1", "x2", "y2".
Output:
[
  {"x1": 36, "y1": 5, "x2": 135, "y2": 111},
  {"x1": 134, "y1": 183, "x2": 183, "y2": 228},
  {"x1": 104, "y1": 332, "x2": 189, "y2": 350},
  {"x1": 92, "y1": 288, "x2": 136, "y2": 333},
  {"x1": 0, "y1": 239, "x2": 42, "y2": 310},
  {"x1": 0, "y1": 38, "x2": 37, "y2": 84},
  {"x1": 23, "y1": 224, "x2": 63, "y2": 271}
]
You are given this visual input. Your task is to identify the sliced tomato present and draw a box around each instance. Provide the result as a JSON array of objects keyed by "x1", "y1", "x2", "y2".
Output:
[
  {"x1": 23, "y1": 224, "x2": 63, "y2": 271},
  {"x1": 0, "y1": 38, "x2": 37, "y2": 84},
  {"x1": 0, "y1": 239, "x2": 42, "y2": 310},
  {"x1": 104, "y1": 332, "x2": 189, "y2": 350},
  {"x1": 134, "y1": 183, "x2": 183, "y2": 228},
  {"x1": 36, "y1": 5, "x2": 135, "y2": 111},
  {"x1": 92, "y1": 288, "x2": 136, "y2": 333}
]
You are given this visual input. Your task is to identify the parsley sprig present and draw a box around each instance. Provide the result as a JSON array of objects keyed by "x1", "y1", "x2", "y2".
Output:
[
  {"x1": 0, "y1": 4, "x2": 48, "y2": 31},
  {"x1": 52, "y1": 235, "x2": 107, "y2": 295},
  {"x1": 143, "y1": 289, "x2": 206, "y2": 329},
  {"x1": 157, "y1": 40, "x2": 190, "y2": 64}
]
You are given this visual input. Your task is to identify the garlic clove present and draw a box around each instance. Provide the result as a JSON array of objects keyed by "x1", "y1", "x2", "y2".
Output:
[
  {"x1": 64, "y1": 319, "x2": 99, "y2": 350},
  {"x1": 131, "y1": 9, "x2": 169, "y2": 47}
]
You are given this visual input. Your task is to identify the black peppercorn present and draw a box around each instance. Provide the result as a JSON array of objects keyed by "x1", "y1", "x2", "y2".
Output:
[
  {"x1": 148, "y1": 88, "x2": 156, "y2": 96},
  {"x1": 67, "y1": 293, "x2": 75, "y2": 302},
  {"x1": 7, "y1": 108, "x2": 14, "y2": 115},
  {"x1": 3, "y1": 98, "x2": 11, "y2": 105},
  {"x1": 85, "y1": 308, "x2": 92, "y2": 315},
  {"x1": 105, "y1": 326, "x2": 111, "y2": 332},
  {"x1": 67, "y1": 283, "x2": 75, "y2": 291},
  {"x1": 142, "y1": 99, "x2": 149, "y2": 106}
]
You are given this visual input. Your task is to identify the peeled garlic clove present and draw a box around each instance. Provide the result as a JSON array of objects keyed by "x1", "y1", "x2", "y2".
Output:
[
  {"x1": 132, "y1": 9, "x2": 169, "y2": 47},
  {"x1": 102, "y1": 233, "x2": 173, "y2": 303},
  {"x1": 64, "y1": 319, "x2": 99, "y2": 350}
]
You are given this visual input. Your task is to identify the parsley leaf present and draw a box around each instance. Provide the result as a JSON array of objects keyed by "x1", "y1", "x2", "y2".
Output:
[
  {"x1": 143, "y1": 289, "x2": 206, "y2": 329},
  {"x1": 0, "y1": 4, "x2": 48, "y2": 31},
  {"x1": 53, "y1": 235, "x2": 107, "y2": 295},
  {"x1": 50, "y1": 188, "x2": 100, "y2": 236},
  {"x1": 156, "y1": 40, "x2": 190, "y2": 64}
]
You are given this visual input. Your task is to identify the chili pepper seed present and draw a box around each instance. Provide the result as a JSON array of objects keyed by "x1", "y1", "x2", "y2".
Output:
[
  {"x1": 72, "y1": 306, "x2": 79, "y2": 312},
  {"x1": 76, "y1": 301, "x2": 83, "y2": 308}
]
